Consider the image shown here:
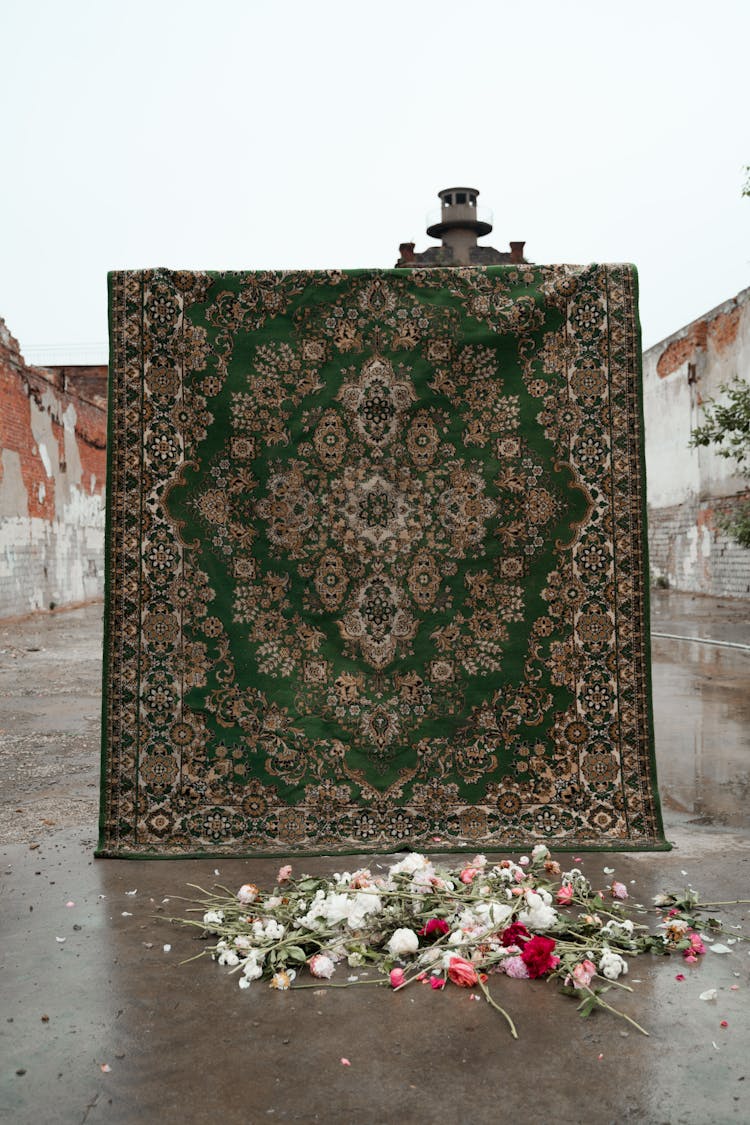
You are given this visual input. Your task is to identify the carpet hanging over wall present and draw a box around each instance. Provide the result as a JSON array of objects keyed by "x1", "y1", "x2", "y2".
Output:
[{"x1": 97, "y1": 265, "x2": 667, "y2": 857}]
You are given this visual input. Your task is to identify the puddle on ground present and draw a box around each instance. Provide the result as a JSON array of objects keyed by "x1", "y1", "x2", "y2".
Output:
[{"x1": 652, "y1": 638, "x2": 750, "y2": 828}]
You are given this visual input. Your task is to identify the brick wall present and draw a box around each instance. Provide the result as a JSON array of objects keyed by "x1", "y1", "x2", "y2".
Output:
[
  {"x1": 649, "y1": 496, "x2": 750, "y2": 598},
  {"x1": 644, "y1": 286, "x2": 750, "y2": 598},
  {"x1": 0, "y1": 317, "x2": 107, "y2": 616}
]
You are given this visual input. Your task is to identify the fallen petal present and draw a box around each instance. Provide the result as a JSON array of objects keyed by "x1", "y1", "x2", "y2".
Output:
[
  {"x1": 340, "y1": 1058, "x2": 351, "y2": 1066},
  {"x1": 709, "y1": 944, "x2": 731, "y2": 954},
  {"x1": 100, "y1": 1064, "x2": 111, "y2": 1073},
  {"x1": 163, "y1": 944, "x2": 171, "y2": 953},
  {"x1": 699, "y1": 989, "x2": 718, "y2": 1001}
]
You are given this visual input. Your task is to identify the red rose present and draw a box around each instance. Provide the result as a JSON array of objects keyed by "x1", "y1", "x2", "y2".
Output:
[
  {"x1": 500, "y1": 922, "x2": 531, "y2": 948},
  {"x1": 520, "y1": 935, "x2": 559, "y2": 979},
  {"x1": 418, "y1": 918, "x2": 450, "y2": 939}
]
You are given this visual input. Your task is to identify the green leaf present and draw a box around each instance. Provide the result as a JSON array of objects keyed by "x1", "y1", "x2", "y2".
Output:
[{"x1": 285, "y1": 946, "x2": 307, "y2": 963}]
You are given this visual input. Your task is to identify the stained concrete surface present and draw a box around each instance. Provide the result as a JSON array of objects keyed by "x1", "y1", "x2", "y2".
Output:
[{"x1": 0, "y1": 594, "x2": 749, "y2": 1125}]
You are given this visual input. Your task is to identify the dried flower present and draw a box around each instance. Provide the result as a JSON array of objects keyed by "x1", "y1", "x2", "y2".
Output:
[
  {"x1": 277, "y1": 865, "x2": 293, "y2": 883},
  {"x1": 270, "y1": 969, "x2": 296, "y2": 990}
]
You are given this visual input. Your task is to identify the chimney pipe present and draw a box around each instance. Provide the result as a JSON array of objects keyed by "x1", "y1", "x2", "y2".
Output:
[
  {"x1": 509, "y1": 241, "x2": 525, "y2": 264},
  {"x1": 398, "y1": 242, "x2": 416, "y2": 266}
]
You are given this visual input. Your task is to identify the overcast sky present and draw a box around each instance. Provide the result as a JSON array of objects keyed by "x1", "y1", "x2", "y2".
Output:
[{"x1": 1, "y1": 0, "x2": 748, "y2": 360}]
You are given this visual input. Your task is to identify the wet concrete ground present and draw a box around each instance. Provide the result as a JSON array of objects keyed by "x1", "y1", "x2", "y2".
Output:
[{"x1": 0, "y1": 593, "x2": 749, "y2": 1124}]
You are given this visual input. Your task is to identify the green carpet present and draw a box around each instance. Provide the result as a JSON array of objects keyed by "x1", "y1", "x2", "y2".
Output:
[{"x1": 97, "y1": 265, "x2": 667, "y2": 857}]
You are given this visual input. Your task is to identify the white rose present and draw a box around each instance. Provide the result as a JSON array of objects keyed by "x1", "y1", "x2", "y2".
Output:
[
  {"x1": 237, "y1": 885, "x2": 258, "y2": 905},
  {"x1": 386, "y1": 928, "x2": 419, "y2": 957},
  {"x1": 218, "y1": 947, "x2": 240, "y2": 967},
  {"x1": 531, "y1": 844, "x2": 550, "y2": 862},
  {"x1": 518, "y1": 890, "x2": 558, "y2": 932},
  {"x1": 202, "y1": 909, "x2": 224, "y2": 929},
  {"x1": 241, "y1": 957, "x2": 263, "y2": 982},
  {"x1": 599, "y1": 946, "x2": 628, "y2": 980},
  {"x1": 389, "y1": 854, "x2": 428, "y2": 877},
  {"x1": 309, "y1": 953, "x2": 336, "y2": 979},
  {"x1": 475, "y1": 901, "x2": 513, "y2": 929}
]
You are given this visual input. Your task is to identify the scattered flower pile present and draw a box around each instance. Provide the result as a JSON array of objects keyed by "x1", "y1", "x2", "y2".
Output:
[{"x1": 173, "y1": 846, "x2": 746, "y2": 1038}]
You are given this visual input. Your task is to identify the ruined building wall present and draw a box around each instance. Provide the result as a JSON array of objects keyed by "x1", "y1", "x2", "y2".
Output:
[
  {"x1": 0, "y1": 318, "x2": 107, "y2": 617},
  {"x1": 643, "y1": 288, "x2": 750, "y2": 598}
]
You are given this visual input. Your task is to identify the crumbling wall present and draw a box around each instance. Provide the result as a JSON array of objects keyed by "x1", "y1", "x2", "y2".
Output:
[
  {"x1": 644, "y1": 288, "x2": 750, "y2": 597},
  {"x1": 0, "y1": 318, "x2": 107, "y2": 616}
]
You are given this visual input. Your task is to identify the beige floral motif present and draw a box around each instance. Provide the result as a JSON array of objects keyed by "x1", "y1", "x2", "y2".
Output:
[
  {"x1": 256, "y1": 465, "x2": 318, "y2": 559},
  {"x1": 336, "y1": 354, "x2": 416, "y2": 455},
  {"x1": 314, "y1": 551, "x2": 349, "y2": 611},
  {"x1": 314, "y1": 409, "x2": 348, "y2": 469},
  {"x1": 340, "y1": 573, "x2": 418, "y2": 669},
  {"x1": 438, "y1": 467, "x2": 496, "y2": 557},
  {"x1": 406, "y1": 411, "x2": 441, "y2": 467},
  {"x1": 407, "y1": 550, "x2": 443, "y2": 611}
]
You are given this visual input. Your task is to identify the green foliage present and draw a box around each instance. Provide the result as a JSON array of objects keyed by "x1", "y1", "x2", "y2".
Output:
[
  {"x1": 690, "y1": 377, "x2": 750, "y2": 548},
  {"x1": 690, "y1": 377, "x2": 750, "y2": 466}
]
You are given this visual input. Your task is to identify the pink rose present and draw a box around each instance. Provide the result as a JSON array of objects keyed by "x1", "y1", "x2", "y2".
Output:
[
  {"x1": 430, "y1": 977, "x2": 446, "y2": 990},
  {"x1": 611, "y1": 881, "x2": 628, "y2": 900},
  {"x1": 571, "y1": 959, "x2": 596, "y2": 989},
  {"x1": 447, "y1": 956, "x2": 479, "y2": 988},
  {"x1": 556, "y1": 884, "x2": 574, "y2": 905},
  {"x1": 460, "y1": 867, "x2": 480, "y2": 884},
  {"x1": 688, "y1": 932, "x2": 706, "y2": 955},
  {"x1": 389, "y1": 968, "x2": 406, "y2": 989},
  {"x1": 503, "y1": 955, "x2": 530, "y2": 979},
  {"x1": 277, "y1": 865, "x2": 293, "y2": 883}
]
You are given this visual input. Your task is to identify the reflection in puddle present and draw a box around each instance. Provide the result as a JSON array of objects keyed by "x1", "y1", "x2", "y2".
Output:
[{"x1": 652, "y1": 639, "x2": 750, "y2": 828}]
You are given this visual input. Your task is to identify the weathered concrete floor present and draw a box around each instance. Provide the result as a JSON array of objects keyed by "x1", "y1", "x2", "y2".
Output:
[{"x1": 0, "y1": 595, "x2": 749, "y2": 1124}]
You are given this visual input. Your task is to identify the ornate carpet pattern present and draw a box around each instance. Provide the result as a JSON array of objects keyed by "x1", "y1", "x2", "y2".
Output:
[{"x1": 97, "y1": 265, "x2": 666, "y2": 857}]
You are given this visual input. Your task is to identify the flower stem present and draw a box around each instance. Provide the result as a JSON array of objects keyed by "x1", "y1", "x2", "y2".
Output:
[
  {"x1": 477, "y1": 977, "x2": 518, "y2": 1039},
  {"x1": 583, "y1": 987, "x2": 650, "y2": 1036}
]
